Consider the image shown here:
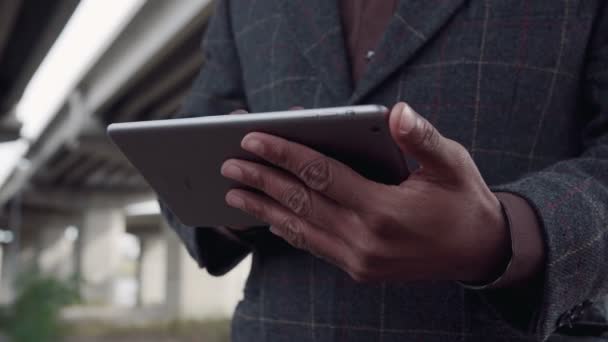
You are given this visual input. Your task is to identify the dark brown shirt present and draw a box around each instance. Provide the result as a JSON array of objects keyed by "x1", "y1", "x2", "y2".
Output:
[{"x1": 338, "y1": 0, "x2": 544, "y2": 287}]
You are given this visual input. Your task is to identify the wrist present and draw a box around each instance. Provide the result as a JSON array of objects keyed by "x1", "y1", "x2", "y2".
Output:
[
  {"x1": 461, "y1": 193, "x2": 512, "y2": 284},
  {"x1": 490, "y1": 192, "x2": 545, "y2": 287},
  {"x1": 459, "y1": 197, "x2": 513, "y2": 287},
  {"x1": 460, "y1": 192, "x2": 546, "y2": 289}
]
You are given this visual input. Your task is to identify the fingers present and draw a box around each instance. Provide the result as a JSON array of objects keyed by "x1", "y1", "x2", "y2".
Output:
[
  {"x1": 225, "y1": 188, "x2": 350, "y2": 267},
  {"x1": 221, "y1": 159, "x2": 351, "y2": 233},
  {"x1": 388, "y1": 102, "x2": 471, "y2": 179},
  {"x1": 239, "y1": 132, "x2": 384, "y2": 210}
]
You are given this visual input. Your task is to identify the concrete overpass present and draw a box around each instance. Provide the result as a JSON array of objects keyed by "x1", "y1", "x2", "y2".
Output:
[
  {"x1": 0, "y1": 0, "x2": 250, "y2": 321},
  {"x1": 0, "y1": 0, "x2": 80, "y2": 142}
]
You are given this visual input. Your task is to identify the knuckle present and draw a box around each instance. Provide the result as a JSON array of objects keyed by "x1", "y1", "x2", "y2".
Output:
[
  {"x1": 364, "y1": 212, "x2": 391, "y2": 234},
  {"x1": 244, "y1": 166, "x2": 266, "y2": 190},
  {"x1": 282, "y1": 186, "x2": 312, "y2": 216},
  {"x1": 353, "y1": 238, "x2": 379, "y2": 268},
  {"x1": 347, "y1": 235, "x2": 381, "y2": 277},
  {"x1": 278, "y1": 217, "x2": 307, "y2": 250},
  {"x1": 270, "y1": 143, "x2": 290, "y2": 167},
  {"x1": 299, "y1": 158, "x2": 332, "y2": 191},
  {"x1": 244, "y1": 200, "x2": 267, "y2": 222}
]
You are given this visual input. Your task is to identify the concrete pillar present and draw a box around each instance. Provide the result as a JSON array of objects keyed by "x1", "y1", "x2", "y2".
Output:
[
  {"x1": 0, "y1": 227, "x2": 30, "y2": 304},
  {"x1": 0, "y1": 243, "x2": 15, "y2": 303},
  {"x1": 0, "y1": 209, "x2": 78, "y2": 303},
  {"x1": 37, "y1": 225, "x2": 76, "y2": 280},
  {"x1": 136, "y1": 233, "x2": 166, "y2": 307},
  {"x1": 0, "y1": 237, "x2": 34, "y2": 303},
  {"x1": 163, "y1": 222, "x2": 251, "y2": 320},
  {"x1": 0, "y1": 245, "x2": 3, "y2": 287},
  {"x1": 0, "y1": 199, "x2": 21, "y2": 304},
  {"x1": 78, "y1": 207, "x2": 125, "y2": 304}
]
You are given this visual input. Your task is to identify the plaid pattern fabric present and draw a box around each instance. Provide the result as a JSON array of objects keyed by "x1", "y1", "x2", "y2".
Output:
[{"x1": 164, "y1": 0, "x2": 608, "y2": 341}]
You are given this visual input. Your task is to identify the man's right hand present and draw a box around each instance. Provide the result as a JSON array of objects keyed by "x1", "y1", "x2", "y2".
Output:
[
  {"x1": 221, "y1": 109, "x2": 253, "y2": 233},
  {"x1": 221, "y1": 107, "x2": 304, "y2": 233}
]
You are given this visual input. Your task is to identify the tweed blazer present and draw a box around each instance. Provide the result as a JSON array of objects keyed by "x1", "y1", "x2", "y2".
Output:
[{"x1": 163, "y1": 0, "x2": 608, "y2": 341}]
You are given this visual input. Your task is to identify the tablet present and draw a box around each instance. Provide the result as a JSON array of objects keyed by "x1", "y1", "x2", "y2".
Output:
[{"x1": 107, "y1": 105, "x2": 409, "y2": 227}]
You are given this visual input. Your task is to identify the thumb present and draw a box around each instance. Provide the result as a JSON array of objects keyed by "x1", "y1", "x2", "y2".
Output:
[{"x1": 388, "y1": 102, "x2": 465, "y2": 174}]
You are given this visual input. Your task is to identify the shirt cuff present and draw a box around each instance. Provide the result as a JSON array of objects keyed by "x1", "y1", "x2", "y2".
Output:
[{"x1": 461, "y1": 192, "x2": 545, "y2": 289}]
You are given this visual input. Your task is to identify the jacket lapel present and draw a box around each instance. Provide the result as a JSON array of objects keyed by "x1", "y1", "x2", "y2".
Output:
[
  {"x1": 275, "y1": 0, "x2": 352, "y2": 103},
  {"x1": 349, "y1": 0, "x2": 468, "y2": 104}
]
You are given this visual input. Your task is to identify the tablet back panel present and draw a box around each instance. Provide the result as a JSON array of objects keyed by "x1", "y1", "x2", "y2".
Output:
[{"x1": 108, "y1": 105, "x2": 408, "y2": 227}]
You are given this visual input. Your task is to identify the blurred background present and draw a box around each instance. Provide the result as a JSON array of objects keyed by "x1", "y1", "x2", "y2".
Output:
[{"x1": 0, "y1": 0, "x2": 249, "y2": 340}]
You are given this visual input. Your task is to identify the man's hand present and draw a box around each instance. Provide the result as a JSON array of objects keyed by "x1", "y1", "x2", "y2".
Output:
[
  {"x1": 222, "y1": 107, "x2": 304, "y2": 233},
  {"x1": 220, "y1": 102, "x2": 510, "y2": 283}
]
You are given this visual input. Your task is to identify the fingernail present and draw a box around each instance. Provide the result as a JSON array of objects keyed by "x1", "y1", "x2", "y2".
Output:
[
  {"x1": 269, "y1": 226, "x2": 280, "y2": 235},
  {"x1": 222, "y1": 163, "x2": 243, "y2": 179},
  {"x1": 399, "y1": 104, "x2": 418, "y2": 134},
  {"x1": 226, "y1": 192, "x2": 245, "y2": 208},
  {"x1": 242, "y1": 138, "x2": 264, "y2": 154}
]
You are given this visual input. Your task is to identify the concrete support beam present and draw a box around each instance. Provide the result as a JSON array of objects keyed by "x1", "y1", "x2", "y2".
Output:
[
  {"x1": 113, "y1": 47, "x2": 202, "y2": 122},
  {"x1": 0, "y1": 109, "x2": 21, "y2": 142},
  {"x1": 78, "y1": 207, "x2": 125, "y2": 304},
  {"x1": 83, "y1": 0, "x2": 212, "y2": 114},
  {"x1": 0, "y1": 241, "x2": 17, "y2": 303},
  {"x1": 0, "y1": 196, "x2": 23, "y2": 304},
  {"x1": 0, "y1": 0, "x2": 81, "y2": 116},
  {"x1": 0, "y1": 205, "x2": 84, "y2": 303},
  {"x1": 22, "y1": 188, "x2": 153, "y2": 212},
  {"x1": 76, "y1": 135, "x2": 132, "y2": 166},
  {"x1": 136, "y1": 233, "x2": 166, "y2": 307},
  {"x1": 0, "y1": 0, "x2": 214, "y2": 209},
  {"x1": 37, "y1": 225, "x2": 76, "y2": 280},
  {"x1": 0, "y1": 1, "x2": 23, "y2": 60},
  {"x1": 0, "y1": 225, "x2": 37, "y2": 304},
  {"x1": 163, "y1": 222, "x2": 251, "y2": 320},
  {"x1": 0, "y1": 92, "x2": 87, "y2": 207}
]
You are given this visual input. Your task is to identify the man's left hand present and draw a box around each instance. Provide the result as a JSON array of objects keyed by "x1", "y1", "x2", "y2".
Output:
[{"x1": 220, "y1": 102, "x2": 510, "y2": 284}]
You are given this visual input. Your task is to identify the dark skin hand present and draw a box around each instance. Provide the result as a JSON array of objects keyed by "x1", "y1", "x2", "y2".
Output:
[{"x1": 221, "y1": 102, "x2": 510, "y2": 283}]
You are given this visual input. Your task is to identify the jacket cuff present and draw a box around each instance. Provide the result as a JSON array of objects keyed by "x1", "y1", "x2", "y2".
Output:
[
  {"x1": 492, "y1": 192, "x2": 546, "y2": 287},
  {"x1": 460, "y1": 192, "x2": 545, "y2": 289},
  {"x1": 160, "y1": 199, "x2": 253, "y2": 276},
  {"x1": 486, "y1": 178, "x2": 603, "y2": 340},
  {"x1": 195, "y1": 227, "x2": 253, "y2": 276}
]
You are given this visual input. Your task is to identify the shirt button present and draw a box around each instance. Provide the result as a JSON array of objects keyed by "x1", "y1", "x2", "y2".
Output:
[{"x1": 365, "y1": 50, "x2": 375, "y2": 61}]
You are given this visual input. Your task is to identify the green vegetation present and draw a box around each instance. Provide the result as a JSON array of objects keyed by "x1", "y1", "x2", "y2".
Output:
[
  {"x1": 0, "y1": 269, "x2": 230, "y2": 341},
  {"x1": 0, "y1": 270, "x2": 79, "y2": 342}
]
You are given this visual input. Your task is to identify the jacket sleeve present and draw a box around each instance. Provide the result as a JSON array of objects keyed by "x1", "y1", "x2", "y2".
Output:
[
  {"x1": 160, "y1": 0, "x2": 261, "y2": 276},
  {"x1": 487, "y1": 3, "x2": 608, "y2": 340}
]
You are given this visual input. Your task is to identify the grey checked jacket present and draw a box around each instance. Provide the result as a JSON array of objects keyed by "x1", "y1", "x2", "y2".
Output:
[{"x1": 162, "y1": 0, "x2": 608, "y2": 341}]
